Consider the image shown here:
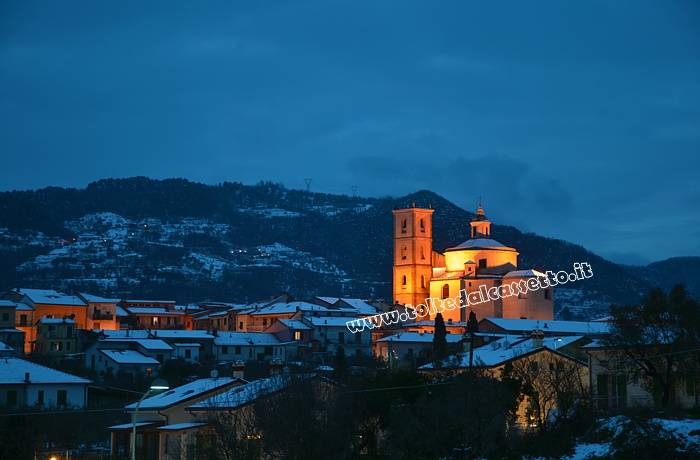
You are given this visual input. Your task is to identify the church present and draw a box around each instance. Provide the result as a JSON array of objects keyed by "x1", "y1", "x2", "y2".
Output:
[{"x1": 392, "y1": 203, "x2": 553, "y2": 323}]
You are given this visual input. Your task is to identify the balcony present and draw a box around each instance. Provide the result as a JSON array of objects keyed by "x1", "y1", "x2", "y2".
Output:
[{"x1": 92, "y1": 312, "x2": 114, "y2": 321}]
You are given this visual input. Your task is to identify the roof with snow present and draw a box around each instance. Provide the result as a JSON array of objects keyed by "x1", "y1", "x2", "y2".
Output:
[
  {"x1": 315, "y1": 297, "x2": 379, "y2": 315},
  {"x1": 503, "y1": 269, "x2": 546, "y2": 278},
  {"x1": 420, "y1": 335, "x2": 587, "y2": 369},
  {"x1": 127, "y1": 307, "x2": 183, "y2": 315},
  {"x1": 376, "y1": 332, "x2": 464, "y2": 344},
  {"x1": 99, "y1": 349, "x2": 160, "y2": 365},
  {"x1": 303, "y1": 316, "x2": 362, "y2": 328},
  {"x1": 0, "y1": 358, "x2": 91, "y2": 385},
  {"x1": 99, "y1": 330, "x2": 215, "y2": 340},
  {"x1": 245, "y1": 301, "x2": 330, "y2": 316},
  {"x1": 173, "y1": 342, "x2": 201, "y2": 347},
  {"x1": 0, "y1": 300, "x2": 17, "y2": 308},
  {"x1": 134, "y1": 339, "x2": 173, "y2": 351},
  {"x1": 480, "y1": 318, "x2": 609, "y2": 335},
  {"x1": 277, "y1": 319, "x2": 312, "y2": 330},
  {"x1": 158, "y1": 422, "x2": 209, "y2": 432},
  {"x1": 79, "y1": 293, "x2": 121, "y2": 303},
  {"x1": 36, "y1": 318, "x2": 76, "y2": 325},
  {"x1": 213, "y1": 332, "x2": 280, "y2": 346},
  {"x1": 451, "y1": 238, "x2": 514, "y2": 250},
  {"x1": 125, "y1": 377, "x2": 241, "y2": 410},
  {"x1": 189, "y1": 374, "x2": 303, "y2": 410},
  {"x1": 12, "y1": 289, "x2": 87, "y2": 306},
  {"x1": 115, "y1": 306, "x2": 129, "y2": 316}
]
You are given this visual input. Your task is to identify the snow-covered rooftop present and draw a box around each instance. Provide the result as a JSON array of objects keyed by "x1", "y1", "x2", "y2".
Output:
[
  {"x1": 303, "y1": 316, "x2": 362, "y2": 328},
  {"x1": 420, "y1": 335, "x2": 586, "y2": 369},
  {"x1": 36, "y1": 318, "x2": 76, "y2": 325},
  {"x1": 100, "y1": 330, "x2": 215, "y2": 340},
  {"x1": 452, "y1": 238, "x2": 511, "y2": 249},
  {"x1": 158, "y1": 422, "x2": 209, "y2": 431},
  {"x1": 127, "y1": 307, "x2": 183, "y2": 315},
  {"x1": 100, "y1": 349, "x2": 160, "y2": 365},
  {"x1": 503, "y1": 269, "x2": 546, "y2": 278},
  {"x1": 79, "y1": 293, "x2": 121, "y2": 303},
  {"x1": 246, "y1": 301, "x2": 329, "y2": 316},
  {"x1": 213, "y1": 332, "x2": 280, "y2": 346},
  {"x1": 189, "y1": 374, "x2": 289, "y2": 410},
  {"x1": 126, "y1": 377, "x2": 240, "y2": 410},
  {"x1": 0, "y1": 358, "x2": 91, "y2": 385},
  {"x1": 13, "y1": 288, "x2": 87, "y2": 306},
  {"x1": 277, "y1": 319, "x2": 312, "y2": 330},
  {"x1": 0, "y1": 300, "x2": 17, "y2": 308},
  {"x1": 482, "y1": 318, "x2": 610, "y2": 335},
  {"x1": 376, "y1": 332, "x2": 464, "y2": 344},
  {"x1": 134, "y1": 339, "x2": 173, "y2": 351}
]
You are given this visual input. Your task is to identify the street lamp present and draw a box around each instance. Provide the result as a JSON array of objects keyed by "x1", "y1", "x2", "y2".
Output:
[{"x1": 131, "y1": 378, "x2": 169, "y2": 460}]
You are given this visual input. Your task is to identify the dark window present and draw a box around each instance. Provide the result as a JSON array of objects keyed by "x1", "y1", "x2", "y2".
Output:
[
  {"x1": 20, "y1": 315, "x2": 27, "y2": 326},
  {"x1": 38, "y1": 390, "x2": 44, "y2": 406},
  {"x1": 401, "y1": 246, "x2": 407, "y2": 260},
  {"x1": 402, "y1": 275, "x2": 407, "y2": 286},
  {"x1": 264, "y1": 346, "x2": 273, "y2": 355},
  {"x1": 2, "y1": 313, "x2": 8, "y2": 321},
  {"x1": 57, "y1": 390, "x2": 67, "y2": 406},
  {"x1": 442, "y1": 284, "x2": 449, "y2": 299},
  {"x1": 156, "y1": 354, "x2": 164, "y2": 363},
  {"x1": 6, "y1": 390, "x2": 17, "y2": 406},
  {"x1": 235, "y1": 346, "x2": 241, "y2": 354},
  {"x1": 478, "y1": 259, "x2": 487, "y2": 268},
  {"x1": 421, "y1": 275, "x2": 425, "y2": 288},
  {"x1": 184, "y1": 349, "x2": 191, "y2": 359},
  {"x1": 66, "y1": 341, "x2": 71, "y2": 351},
  {"x1": 401, "y1": 219, "x2": 407, "y2": 233},
  {"x1": 239, "y1": 322, "x2": 243, "y2": 330},
  {"x1": 420, "y1": 219, "x2": 425, "y2": 232},
  {"x1": 544, "y1": 289, "x2": 552, "y2": 300},
  {"x1": 262, "y1": 318, "x2": 267, "y2": 326},
  {"x1": 222, "y1": 346, "x2": 228, "y2": 355}
]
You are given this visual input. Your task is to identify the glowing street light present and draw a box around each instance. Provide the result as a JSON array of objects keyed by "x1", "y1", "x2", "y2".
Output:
[{"x1": 131, "y1": 378, "x2": 169, "y2": 460}]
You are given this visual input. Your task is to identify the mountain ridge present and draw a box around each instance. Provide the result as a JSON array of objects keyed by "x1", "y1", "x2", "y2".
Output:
[{"x1": 1, "y1": 177, "x2": 697, "y2": 319}]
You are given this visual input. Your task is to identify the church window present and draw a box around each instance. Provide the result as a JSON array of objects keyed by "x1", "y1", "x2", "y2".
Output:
[
  {"x1": 402, "y1": 246, "x2": 407, "y2": 260},
  {"x1": 420, "y1": 246, "x2": 425, "y2": 260},
  {"x1": 402, "y1": 275, "x2": 407, "y2": 286},
  {"x1": 478, "y1": 259, "x2": 487, "y2": 269},
  {"x1": 442, "y1": 284, "x2": 449, "y2": 299},
  {"x1": 420, "y1": 275, "x2": 425, "y2": 288},
  {"x1": 420, "y1": 219, "x2": 425, "y2": 233},
  {"x1": 401, "y1": 219, "x2": 407, "y2": 233}
]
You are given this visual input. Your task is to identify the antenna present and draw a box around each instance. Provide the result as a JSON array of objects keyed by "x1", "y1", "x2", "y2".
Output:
[
  {"x1": 304, "y1": 179, "x2": 312, "y2": 192},
  {"x1": 351, "y1": 185, "x2": 358, "y2": 197}
]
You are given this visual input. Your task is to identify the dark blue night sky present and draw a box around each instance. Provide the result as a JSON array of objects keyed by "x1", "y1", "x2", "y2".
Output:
[{"x1": 2, "y1": 1, "x2": 699, "y2": 265}]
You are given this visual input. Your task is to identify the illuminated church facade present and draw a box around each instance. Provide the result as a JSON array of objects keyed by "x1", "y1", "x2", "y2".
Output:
[{"x1": 392, "y1": 203, "x2": 553, "y2": 323}]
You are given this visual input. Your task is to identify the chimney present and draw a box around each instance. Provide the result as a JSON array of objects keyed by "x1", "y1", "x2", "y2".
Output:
[
  {"x1": 25, "y1": 372, "x2": 30, "y2": 383},
  {"x1": 531, "y1": 330, "x2": 545, "y2": 348}
]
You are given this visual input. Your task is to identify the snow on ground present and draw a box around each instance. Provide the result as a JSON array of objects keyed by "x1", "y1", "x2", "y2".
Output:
[{"x1": 239, "y1": 207, "x2": 302, "y2": 218}]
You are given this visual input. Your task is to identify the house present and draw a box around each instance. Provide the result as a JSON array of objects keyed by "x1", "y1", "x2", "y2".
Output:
[
  {"x1": 109, "y1": 377, "x2": 245, "y2": 460},
  {"x1": 85, "y1": 338, "x2": 173, "y2": 378},
  {"x1": 186, "y1": 374, "x2": 343, "y2": 459},
  {"x1": 0, "y1": 357, "x2": 91, "y2": 408},
  {"x1": 237, "y1": 300, "x2": 332, "y2": 332},
  {"x1": 300, "y1": 316, "x2": 372, "y2": 357},
  {"x1": 77, "y1": 293, "x2": 121, "y2": 331},
  {"x1": 584, "y1": 341, "x2": 697, "y2": 410},
  {"x1": 419, "y1": 333, "x2": 590, "y2": 429},
  {"x1": 0, "y1": 300, "x2": 17, "y2": 328},
  {"x1": 35, "y1": 317, "x2": 77, "y2": 357},
  {"x1": 375, "y1": 331, "x2": 464, "y2": 362},
  {"x1": 2, "y1": 288, "x2": 89, "y2": 353},
  {"x1": 212, "y1": 332, "x2": 292, "y2": 364},
  {"x1": 266, "y1": 319, "x2": 312, "y2": 358}
]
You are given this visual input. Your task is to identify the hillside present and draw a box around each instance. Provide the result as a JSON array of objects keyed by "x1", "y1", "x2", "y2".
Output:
[{"x1": 1, "y1": 177, "x2": 693, "y2": 319}]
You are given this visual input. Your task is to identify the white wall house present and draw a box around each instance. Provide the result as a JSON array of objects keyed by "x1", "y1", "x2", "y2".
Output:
[{"x1": 0, "y1": 357, "x2": 91, "y2": 408}]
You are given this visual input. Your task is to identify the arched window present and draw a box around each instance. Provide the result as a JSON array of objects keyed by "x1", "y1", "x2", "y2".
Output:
[
  {"x1": 420, "y1": 246, "x2": 425, "y2": 260},
  {"x1": 402, "y1": 275, "x2": 407, "y2": 286},
  {"x1": 420, "y1": 275, "x2": 425, "y2": 288},
  {"x1": 402, "y1": 246, "x2": 407, "y2": 260},
  {"x1": 401, "y1": 219, "x2": 407, "y2": 233},
  {"x1": 420, "y1": 218, "x2": 425, "y2": 233},
  {"x1": 442, "y1": 284, "x2": 449, "y2": 299}
]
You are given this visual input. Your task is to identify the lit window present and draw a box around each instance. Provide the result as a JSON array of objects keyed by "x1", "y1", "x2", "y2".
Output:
[{"x1": 294, "y1": 331, "x2": 303, "y2": 340}]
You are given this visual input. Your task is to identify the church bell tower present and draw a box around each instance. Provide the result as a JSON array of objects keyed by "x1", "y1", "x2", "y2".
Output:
[{"x1": 392, "y1": 203, "x2": 434, "y2": 307}]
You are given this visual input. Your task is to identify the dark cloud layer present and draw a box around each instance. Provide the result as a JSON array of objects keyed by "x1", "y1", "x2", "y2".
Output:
[{"x1": 1, "y1": 0, "x2": 699, "y2": 264}]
